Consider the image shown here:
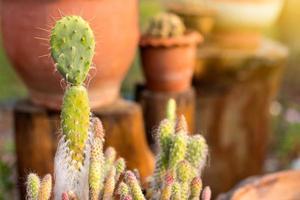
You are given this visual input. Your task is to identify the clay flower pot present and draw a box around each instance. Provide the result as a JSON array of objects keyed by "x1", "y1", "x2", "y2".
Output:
[
  {"x1": 140, "y1": 32, "x2": 202, "y2": 92},
  {"x1": 210, "y1": 0, "x2": 285, "y2": 49},
  {"x1": 218, "y1": 170, "x2": 300, "y2": 200},
  {"x1": 1, "y1": 0, "x2": 138, "y2": 109}
]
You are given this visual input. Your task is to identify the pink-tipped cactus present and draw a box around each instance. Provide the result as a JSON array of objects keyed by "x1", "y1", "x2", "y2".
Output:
[
  {"x1": 201, "y1": 186, "x2": 212, "y2": 200},
  {"x1": 125, "y1": 171, "x2": 145, "y2": 200}
]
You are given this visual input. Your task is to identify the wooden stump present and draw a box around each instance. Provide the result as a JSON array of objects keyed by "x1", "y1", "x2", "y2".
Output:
[
  {"x1": 136, "y1": 86, "x2": 196, "y2": 152},
  {"x1": 193, "y1": 39, "x2": 288, "y2": 195},
  {"x1": 93, "y1": 100, "x2": 155, "y2": 181},
  {"x1": 14, "y1": 99, "x2": 154, "y2": 199}
]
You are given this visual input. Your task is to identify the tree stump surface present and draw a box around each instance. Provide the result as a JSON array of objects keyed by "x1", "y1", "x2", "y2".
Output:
[
  {"x1": 136, "y1": 86, "x2": 196, "y2": 152},
  {"x1": 14, "y1": 99, "x2": 154, "y2": 199},
  {"x1": 193, "y1": 39, "x2": 288, "y2": 195}
]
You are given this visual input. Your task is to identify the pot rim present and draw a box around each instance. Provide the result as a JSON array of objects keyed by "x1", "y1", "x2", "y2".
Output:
[
  {"x1": 140, "y1": 31, "x2": 203, "y2": 48},
  {"x1": 230, "y1": 170, "x2": 300, "y2": 199}
]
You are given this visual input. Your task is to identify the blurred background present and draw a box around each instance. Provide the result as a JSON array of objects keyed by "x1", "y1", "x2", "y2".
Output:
[{"x1": 1, "y1": 0, "x2": 300, "y2": 199}]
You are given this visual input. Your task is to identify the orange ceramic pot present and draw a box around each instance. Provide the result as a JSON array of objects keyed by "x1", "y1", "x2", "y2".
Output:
[
  {"x1": 1, "y1": 0, "x2": 139, "y2": 109},
  {"x1": 218, "y1": 170, "x2": 300, "y2": 200},
  {"x1": 140, "y1": 32, "x2": 202, "y2": 92}
]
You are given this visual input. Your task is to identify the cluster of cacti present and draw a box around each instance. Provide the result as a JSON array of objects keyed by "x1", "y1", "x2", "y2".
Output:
[
  {"x1": 25, "y1": 15, "x2": 211, "y2": 200},
  {"x1": 26, "y1": 174, "x2": 52, "y2": 200},
  {"x1": 143, "y1": 99, "x2": 210, "y2": 200},
  {"x1": 145, "y1": 12, "x2": 186, "y2": 38}
]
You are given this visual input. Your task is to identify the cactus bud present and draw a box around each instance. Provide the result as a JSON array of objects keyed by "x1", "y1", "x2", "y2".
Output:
[
  {"x1": 61, "y1": 192, "x2": 69, "y2": 200},
  {"x1": 171, "y1": 182, "x2": 181, "y2": 200},
  {"x1": 61, "y1": 191, "x2": 78, "y2": 200},
  {"x1": 38, "y1": 174, "x2": 52, "y2": 200},
  {"x1": 103, "y1": 166, "x2": 116, "y2": 200},
  {"x1": 118, "y1": 182, "x2": 130, "y2": 198},
  {"x1": 92, "y1": 117, "x2": 105, "y2": 142},
  {"x1": 160, "y1": 171, "x2": 174, "y2": 200},
  {"x1": 125, "y1": 171, "x2": 146, "y2": 200},
  {"x1": 201, "y1": 186, "x2": 212, "y2": 200},
  {"x1": 166, "y1": 99, "x2": 176, "y2": 123},
  {"x1": 115, "y1": 158, "x2": 126, "y2": 181},
  {"x1": 89, "y1": 133, "x2": 104, "y2": 200},
  {"x1": 176, "y1": 160, "x2": 192, "y2": 183},
  {"x1": 175, "y1": 115, "x2": 188, "y2": 134},
  {"x1": 186, "y1": 135, "x2": 208, "y2": 173},
  {"x1": 104, "y1": 147, "x2": 117, "y2": 176},
  {"x1": 169, "y1": 133, "x2": 187, "y2": 169},
  {"x1": 26, "y1": 173, "x2": 40, "y2": 200},
  {"x1": 190, "y1": 177, "x2": 203, "y2": 199}
]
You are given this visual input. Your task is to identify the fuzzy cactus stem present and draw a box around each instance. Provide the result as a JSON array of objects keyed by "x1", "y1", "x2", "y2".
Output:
[{"x1": 26, "y1": 173, "x2": 40, "y2": 200}]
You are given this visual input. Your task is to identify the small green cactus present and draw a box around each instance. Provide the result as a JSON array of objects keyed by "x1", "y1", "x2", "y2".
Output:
[
  {"x1": 50, "y1": 15, "x2": 95, "y2": 85},
  {"x1": 145, "y1": 12, "x2": 186, "y2": 38},
  {"x1": 166, "y1": 99, "x2": 176, "y2": 123},
  {"x1": 186, "y1": 135, "x2": 208, "y2": 173},
  {"x1": 26, "y1": 173, "x2": 40, "y2": 200},
  {"x1": 115, "y1": 158, "x2": 126, "y2": 181},
  {"x1": 125, "y1": 171, "x2": 145, "y2": 200},
  {"x1": 117, "y1": 182, "x2": 130, "y2": 198},
  {"x1": 102, "y1": 167, "x2": 116, "y2": 200},
  {"x1": 89, "y1": 119, "x2": 105, "y2": 200},
  {"x1": 190, "y1": 177, "x2": 202, "y2": 199},
  {"x1": 168, "y1": 132, "x2": 187, "y2": 169},
  {"x1": 171, "y1": 182, "x2": 181, "y2": 200},
  {"x1": 160, "y1": 171, "x2": 174, "y2": 200}
]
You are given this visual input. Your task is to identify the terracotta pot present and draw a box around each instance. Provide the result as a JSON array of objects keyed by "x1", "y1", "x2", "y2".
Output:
[
  {"x1": 140, "y1": 32, "x2": 202, "y2": 92},
  {"x1": 1, "y1": 0, "x2": 139, "y2": 109},
  {"x1": 218, "y1": 170, "x2": 300, "y2": 200}
]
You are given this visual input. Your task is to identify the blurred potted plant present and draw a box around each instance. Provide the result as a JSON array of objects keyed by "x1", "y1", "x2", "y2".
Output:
[
  {"x1": 209, "y1": 0, "x2": 285, "y2": 49},
  {"x1": 140, "y1": 12, "x2": 202, "y2": 92},
  {"x1": 162, "y1": 0, "x2": 216, "y2": 38},
  {"x1": 1, "y1": 0, "x2": 139, "y2": 109}
]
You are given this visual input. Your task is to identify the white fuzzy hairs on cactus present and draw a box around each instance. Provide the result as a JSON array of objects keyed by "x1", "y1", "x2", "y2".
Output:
[{"x1": 54, "y1": 130, "x2": 93, "y2": 200}]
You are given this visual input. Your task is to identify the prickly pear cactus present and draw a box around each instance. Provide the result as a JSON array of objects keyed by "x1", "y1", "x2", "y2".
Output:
[
  {"x1": 50, "y1": 15, "x2": 95, "y2": 199},
  {"x1": 50, "y1": 15, "x2": 95, "y2": 168},
  {"x1": 145, "y1": 12, "x2": 186, "y2": 38},
  {"x1": 50, "y1": 16, "x2": 95, "y2": 85}
]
